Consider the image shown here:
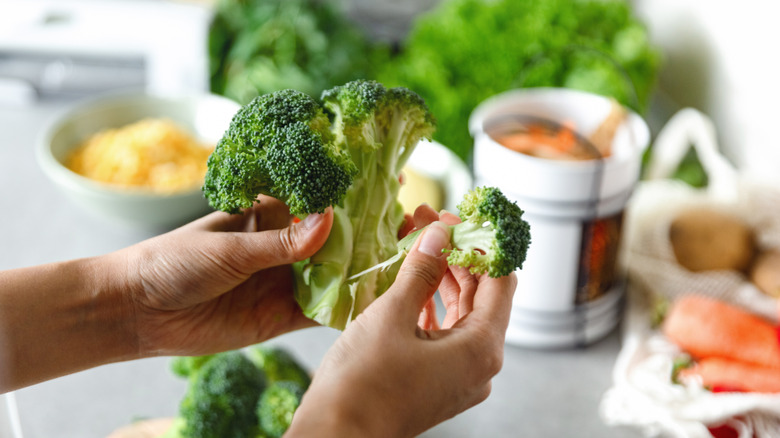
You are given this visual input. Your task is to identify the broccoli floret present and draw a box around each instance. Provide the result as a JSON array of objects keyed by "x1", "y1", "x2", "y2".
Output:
[
  {"x1": 245, "y1": 345, "x2": 311, "y2": 388},
  {"x1": 256, "y1": 381, "x2": 305, "y2": 438},
  {"x1": 445, "y1": 186, "x2": 531, "y2": 277},
  {"x1": 170, "y1": 355, "x2": 217, "y2": 379},
  {"x1": 203, "y1": 89, "x2": 357, "y2": 215},
  {"x1": 351, "y1": 187, "x2": 531, "y2": 280},
  {"x1": 178, "y1": 351, "x2": 267, "y2": 438}
]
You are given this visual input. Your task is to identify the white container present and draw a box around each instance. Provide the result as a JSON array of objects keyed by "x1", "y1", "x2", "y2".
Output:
[{"x1": 470, "y1": 88, "x2": 650, "y2": 348}]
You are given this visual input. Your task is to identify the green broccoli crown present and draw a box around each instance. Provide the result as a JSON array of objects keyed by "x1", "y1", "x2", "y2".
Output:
[
  {"x1": 246, "y1": 345, "x2": 312, "y2": 388},
  {"x1": 203, "y1": 89, "x2": 358, "y2": 215},
  {"x1": 170, "y1": 354, "x2": 217, "y2": 379},
  {"x1": 179, "y1": 351, "x2": 267, "y2": 438},
  {"x1": 447, "y1": 186, "x2": 531, "y2": 278},
  {"x1": 257, "y1": 381, "x2": 306, "y2": 438},
  {"x1": 321, "y1": 79, "x2": 436, "y2": 154}
]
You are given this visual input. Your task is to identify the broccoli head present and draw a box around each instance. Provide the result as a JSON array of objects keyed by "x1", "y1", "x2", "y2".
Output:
[
  {"x1": 203, "y1": 89, "x2": 357, "y2": 215},
  {"x1": 246, "y1": 345, "x2": 312, "y2": 388},
  {"x1": 256, "y1": 381, "x2": 306, "y2": 438},
  {"x1": 178, "y1": 351, "x2": 267, "y2": 438}
]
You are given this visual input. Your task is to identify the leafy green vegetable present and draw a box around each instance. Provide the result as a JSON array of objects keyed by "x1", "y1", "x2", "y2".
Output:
[
  {"x1": 246, "y1": 345, "x2": 312, "y2": 388},
  {"x1": 166, "y1": 346, "x2": 310, "y2": 438},
  {"x1": 178, "y1": 351, "x2": 267, "y2": 438},
  {"x1": 376, "y1": 0, "x2": 661, "y2": 161},
  {"x1": 256, "y1": 381, "x2": 306, "y2": 438},
  {"x1": 203, "y1": 88, "x2": 358, "y2": 216},
  {"x1": 208, "y1": 0, "x2": 386, "y2": 105}
]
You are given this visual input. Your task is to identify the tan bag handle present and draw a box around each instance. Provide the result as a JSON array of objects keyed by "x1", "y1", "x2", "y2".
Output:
[{"x1": 644, "y1": 108, "x2": 739, "y2": 203}]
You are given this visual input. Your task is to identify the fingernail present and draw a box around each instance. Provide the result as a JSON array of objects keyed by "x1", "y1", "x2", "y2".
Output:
[
  {"x1": 301, "y1": 209, "x2": 327, "y2": 229},
  {"x1": 418, "y1": 221, "x2": 450, "y2": 257}
]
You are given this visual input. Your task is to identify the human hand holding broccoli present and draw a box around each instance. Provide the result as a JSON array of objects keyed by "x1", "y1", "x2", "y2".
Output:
[
  {"x1": 287, "y1": 206, "x2": 518, "y2": 438},
  {"x1": 122, "y1": 194, "x2": 333, "y2": 358}
]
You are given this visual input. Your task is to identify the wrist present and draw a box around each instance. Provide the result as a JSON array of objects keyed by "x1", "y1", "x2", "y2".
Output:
[
  {"x1": 0, "y1": 254, "x2": 139, "y2": 391},
  {"x1": 286, "y1": 380, "x2": 402, "y2": 438}
]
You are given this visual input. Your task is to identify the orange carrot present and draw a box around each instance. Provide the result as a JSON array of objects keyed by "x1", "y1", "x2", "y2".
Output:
[
  {"x1": 679, "y1": 357, "x2": 780, "y2": 393},
  {"x1": 662, "y1": 294, "x2": 780, "y2": 369}
]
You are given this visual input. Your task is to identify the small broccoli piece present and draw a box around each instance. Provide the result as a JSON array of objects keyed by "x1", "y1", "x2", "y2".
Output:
[
  {"x1": 351, "y1": 187, "x2": 531, "y2": 280},
  {"x1": 246, "y1": 345, "x2": 311, "y2": 388},
  {"x1": 445, "y1": 186, "x2": 531, "y2": 277},
  {"x1": 170, "y1": 355, "x2": 217, "y2": 379},
  {"x1": 203, "y1": 88, "x2": 357, "y2": 215},
  {"x1": 178, "y1": 351, "x2": 267, "y2": 438},
  {"x1": 256, "y1": 381, "x2": 305, "y2": 438}
]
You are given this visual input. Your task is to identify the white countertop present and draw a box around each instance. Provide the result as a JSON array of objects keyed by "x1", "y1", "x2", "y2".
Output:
[{"x1": 0, "y1": 98, "x2": 641, "y2": 438}]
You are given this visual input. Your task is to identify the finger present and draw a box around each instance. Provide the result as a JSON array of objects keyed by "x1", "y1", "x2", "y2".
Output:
[
  {"x1": 452, "y1": 266, "x2": 478, "y2": 318},
  {"x1": 398, "y1": 213, "x2": 415, "y2": 239},
  {"x1": 211, "y1": 207, "x2": 334, "y2": 274},
  {"x1": 417, "y1": 297, "x2": 440, "y2": 331},
  {"x1": 439, "y1": 210, "x2": 461, "y2": 225},
  {"x1": 412, "y1": 204, "x2": 439, "y2": 229},
  {"x1": 456, "y1": 273, "x2": 517, "y2": 338},
  {"x1": 188, "y1": 195, "x2": 293, "y2": 232},
  {"x1": 381, "y1": 222, "x2": 451, "y2": 327}
]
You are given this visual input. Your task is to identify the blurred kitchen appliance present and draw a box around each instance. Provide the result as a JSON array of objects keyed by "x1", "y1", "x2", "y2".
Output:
[{"x1": 0, "y1": 0, "x2": 212, "y2": 103}]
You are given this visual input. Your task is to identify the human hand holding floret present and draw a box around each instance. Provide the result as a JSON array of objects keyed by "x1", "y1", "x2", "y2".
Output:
[{"x1": 287, "y1": 205, "x2": 518, "y2": 438}]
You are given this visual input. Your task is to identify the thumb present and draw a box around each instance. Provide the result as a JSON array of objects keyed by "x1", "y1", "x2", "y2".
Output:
[
  {"x1": 231, "y1": 207, "x2": 334, "y2": 271},
  {"x1": 382, "y1": 221, "x2": 451, "y2": 327}
]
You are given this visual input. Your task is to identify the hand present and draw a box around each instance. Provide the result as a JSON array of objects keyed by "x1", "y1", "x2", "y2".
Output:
[
  {"x1": 117, "y1": 195, "x2": 333, "y2": 357},
  {"x1": 288, "y1": 205, "x2": 517, "y2": 438}
]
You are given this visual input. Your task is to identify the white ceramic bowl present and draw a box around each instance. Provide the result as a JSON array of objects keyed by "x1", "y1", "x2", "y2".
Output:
[{"x1": 37, "y1": 91, "x2": 241, "y2": 229}]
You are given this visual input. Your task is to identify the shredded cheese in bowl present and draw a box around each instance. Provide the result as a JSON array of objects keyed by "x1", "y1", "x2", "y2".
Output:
[{"x1": 66, "y1": 118, "x2": 214, "y2": 193}]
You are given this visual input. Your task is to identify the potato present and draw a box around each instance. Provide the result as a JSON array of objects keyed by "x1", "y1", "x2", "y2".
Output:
[
  {"x1": 669, "y1": 207, "x2": 756, "y2": 272},
  {"x1": 750, "y1": 250, "x2": 780, "y2": 298}
]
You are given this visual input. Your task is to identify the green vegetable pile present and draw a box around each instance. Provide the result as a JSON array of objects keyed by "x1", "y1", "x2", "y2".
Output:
[
  {"x1": 163, "y1": 345, "x2": 310, "y2": 438},
  {"x1": 208, "y1": 0, "x2": 385, "y2": 105},
  {"x1": 376, "y1": 0, "x2": 661, "y2": 161},
  {"x1": 203, "y1": 79, "x2": 531, "y2": 329}
]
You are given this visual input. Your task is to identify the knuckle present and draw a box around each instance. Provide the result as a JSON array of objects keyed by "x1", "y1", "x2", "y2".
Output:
[
  {"x1": 400, "y1": 259, "x2": 442, "y2": 289},
  {"x1": 275, "y1": 226, "x2": 305, "y2": 261},
  {"x1": 464, "y1": 329, "x2": 504, "y2": 378}
]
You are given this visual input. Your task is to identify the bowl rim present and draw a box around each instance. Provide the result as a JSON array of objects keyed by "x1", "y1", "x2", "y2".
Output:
[{"x1": 35, "y1": 90, "x2": 240, "y2": 201}]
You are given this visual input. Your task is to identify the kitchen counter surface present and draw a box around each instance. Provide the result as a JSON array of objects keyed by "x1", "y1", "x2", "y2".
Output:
[{"x1": 0, "y1": 99, "x2": 641, "y2": 438}]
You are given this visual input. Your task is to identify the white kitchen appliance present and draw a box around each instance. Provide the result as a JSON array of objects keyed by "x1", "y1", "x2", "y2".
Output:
[{"x1": 0, "y1": 0, "x2": 212, "y2": 104}]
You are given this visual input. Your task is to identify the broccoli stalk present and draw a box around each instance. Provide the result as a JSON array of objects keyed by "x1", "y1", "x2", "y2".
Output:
[
  {"x1": 293, "y1": 80, "x2": 436, "y2": 328},
  {"x1": 350, "y1": 186, "x2": 531, "y2": 281}
]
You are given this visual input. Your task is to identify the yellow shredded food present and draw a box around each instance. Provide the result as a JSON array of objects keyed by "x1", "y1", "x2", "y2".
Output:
[{"x1": 66, "y1": 118, "x2": 214, "y2": 193}]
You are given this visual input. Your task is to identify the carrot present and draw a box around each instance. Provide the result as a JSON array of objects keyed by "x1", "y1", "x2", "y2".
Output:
[
  {"x1": 679, "y1": 357, "x2": 780, "y2": 393},
  {"x1": 662, "y1": 294, "x2": 780, "y2": 369}
]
